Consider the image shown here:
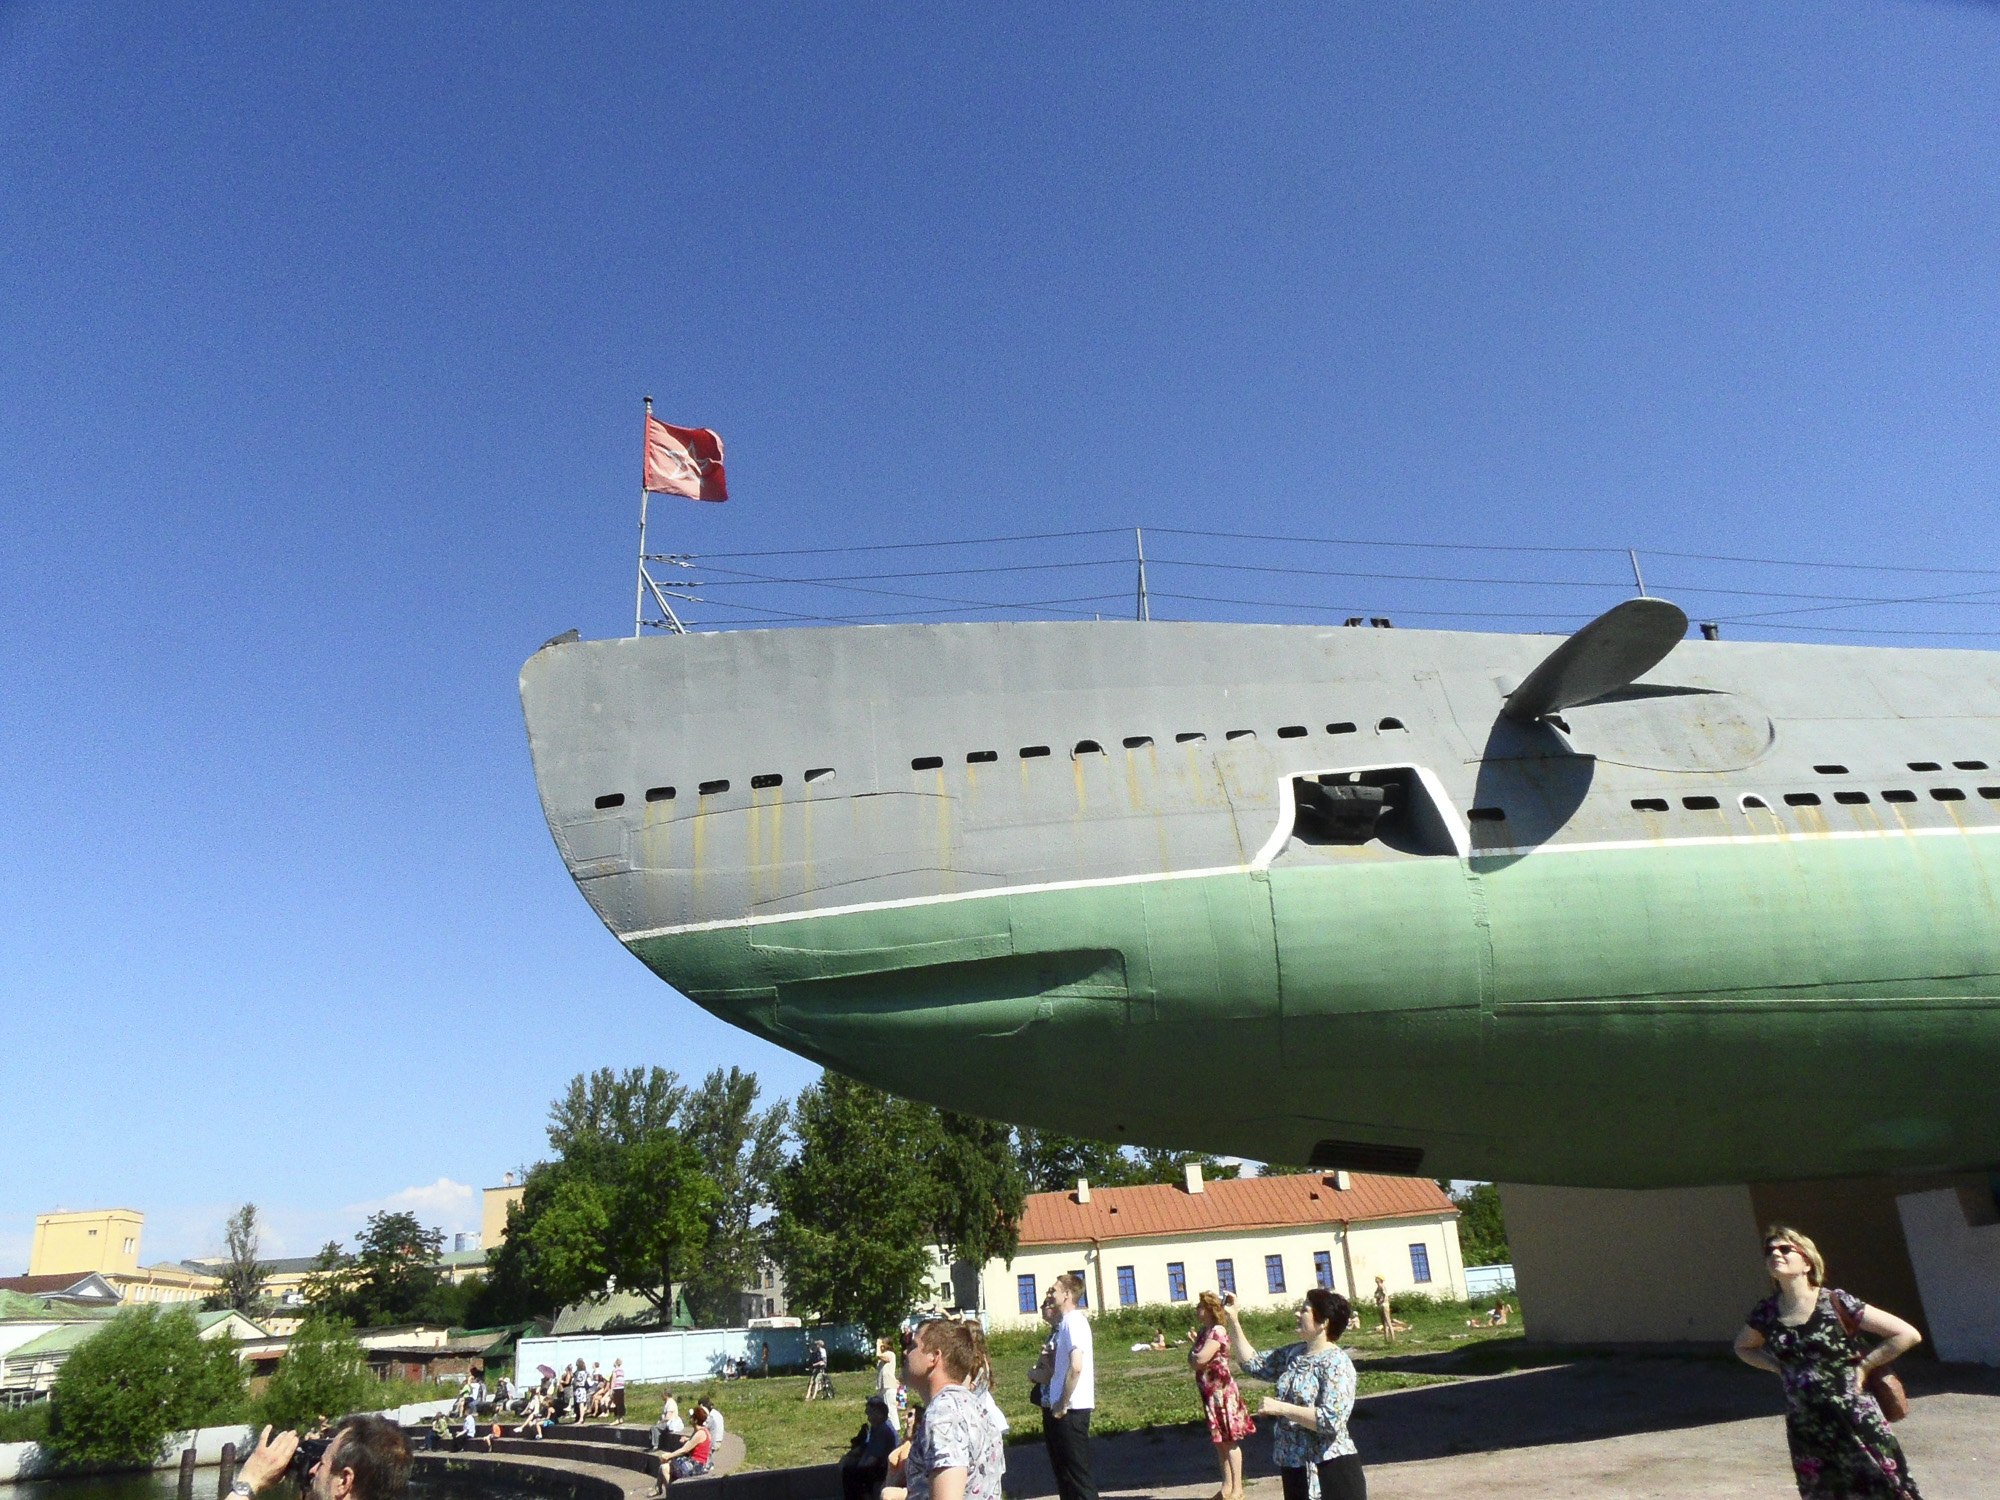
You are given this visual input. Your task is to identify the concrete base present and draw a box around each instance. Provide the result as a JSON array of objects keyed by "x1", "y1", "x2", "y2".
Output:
[
  {"x1": 1899, "y1": 1183, "x2": 2000, "y2": 1364},
  {"x1": 1498, "y1": 1174, "x2": 2000, "y2": 1361}
]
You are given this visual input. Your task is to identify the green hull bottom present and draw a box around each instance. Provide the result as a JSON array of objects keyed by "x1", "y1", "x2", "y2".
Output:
[{"x1": 628, "y1": 834, "x2": 2000, "y2": 1188}]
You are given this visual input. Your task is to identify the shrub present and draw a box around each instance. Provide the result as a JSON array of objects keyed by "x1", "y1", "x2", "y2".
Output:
[
  {"x1": 0, "y1": 1403, "x2": 51, "y2": 1444},
  {"x1": 256, "y1": 1316, "x2": 372, "y2": 1432},
  {"x1": 43, "y1": 1306, "x2": 246, "y2": 1472}
]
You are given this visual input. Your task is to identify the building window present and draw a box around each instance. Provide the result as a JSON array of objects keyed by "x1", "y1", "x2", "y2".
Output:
[
  {"x1": 1215, "y1": 1258, "x2": 1236, "y2": 1295},
  {"x1": 123, "y1": 1238, "x2": 136, "y2": 1255},
  {"x1": 1167, "y1": 1262, "x2": 1188, "y2": 1302},
  {"x1": 1018, "y1": 1274, "x2": 1037, "y2": 1314},
  {"x1": 1410, "y1": 1244, "x2": 1432, "y2": 1284},
  {"x1": 1068, "y1": 1269, "x2": 1088, "y2": 1308},
  {"x1": 1117, "y1": 1266, "x2": 1137, "y2": 1306},
  {"x1": 765, "y1": 1298, "x2": 775, "y2": 1317},
  {"x1": 1266, "y1": 1254, "x2": 1287, "y2": 1294},
  {"x1": 1314, "y1": 1251, "x2": 1334, "y2": 1289}
]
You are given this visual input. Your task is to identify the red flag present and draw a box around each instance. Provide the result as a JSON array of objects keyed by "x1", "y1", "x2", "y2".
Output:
[{"x1": 644, "y1": 415, "x2": 727, "y2": 501}]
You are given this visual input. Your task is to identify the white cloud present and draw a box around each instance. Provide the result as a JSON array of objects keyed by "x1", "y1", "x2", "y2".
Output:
[{"x1": 343, "y1": 1178, "x2": 480, "y2": 1235}]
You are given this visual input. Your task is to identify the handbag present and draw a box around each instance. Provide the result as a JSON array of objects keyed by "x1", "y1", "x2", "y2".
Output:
[{"x1": 1832, "y1": 1294, "x2": 1910, "y2": 1423}]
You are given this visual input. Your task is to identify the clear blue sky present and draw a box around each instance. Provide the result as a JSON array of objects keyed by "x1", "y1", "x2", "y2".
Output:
[{"x1": 4, "y1": 2, "x2": 1998, "y2": 1268}]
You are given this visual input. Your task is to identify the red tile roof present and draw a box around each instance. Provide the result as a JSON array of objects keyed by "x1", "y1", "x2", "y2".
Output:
[{"x1": 1017, "y1": 1172, "x2": 1456, "y2": 1247}]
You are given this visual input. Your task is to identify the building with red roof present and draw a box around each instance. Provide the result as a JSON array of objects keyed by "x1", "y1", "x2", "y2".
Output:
[{"x1": 971, "y1": 1165, "x2": 1465, "y2": 1328}]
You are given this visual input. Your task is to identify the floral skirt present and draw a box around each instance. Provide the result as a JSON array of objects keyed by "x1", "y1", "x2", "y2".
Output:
[{"x1": 1203, "y1": 1386, "x2": 1256, "y2": 1445}]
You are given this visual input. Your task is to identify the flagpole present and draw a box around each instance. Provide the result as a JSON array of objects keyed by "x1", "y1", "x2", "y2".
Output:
[{"x1": 636, "y1": 396, "x2": 653, "y2": 638}]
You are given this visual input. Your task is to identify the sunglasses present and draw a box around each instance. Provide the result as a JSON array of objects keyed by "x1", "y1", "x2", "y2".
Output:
[{"x1": 1765, "y1": 1244, "x2": 1800, "y2": 1258}]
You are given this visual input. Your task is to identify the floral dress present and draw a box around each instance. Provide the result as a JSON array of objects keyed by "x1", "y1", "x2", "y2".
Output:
[
  {"x1": 1747, "y1": 1288, "x2": 1922, "y2": 1500},
  {"x1": 1192, "y1": 1325, "x2": 1257, "y2": 1444}
]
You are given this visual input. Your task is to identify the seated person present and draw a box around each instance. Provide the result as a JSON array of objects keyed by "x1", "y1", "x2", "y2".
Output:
[
  {"x1": 426, "y1": 1414, "x2": 451, "y2": 1451},
  {"x1": 841, "y1": 1397, "x2": 899, "y2": 1500},
  {"x1": 651, "y1": 1404, "x2": 714, "y2": 1496}
]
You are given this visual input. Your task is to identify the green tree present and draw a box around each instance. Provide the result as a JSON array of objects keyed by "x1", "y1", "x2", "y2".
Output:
[
  {"x1": 303, "y1": 1213, "x2": 454, "y2": 1327},
  {"x1": 679, "y1": 1067, "x2": 790, "y2": 1326},
  {"x1": 256, "y1": 1315, "x2": 373, "y2": 1432},
  {"x1": 1015, "y1": 1130, "x2": 1136, "y2": 1193},
  {"x1": 548, "y1": 1066, "x2": 689, "y2": 1151},
  {"x1": 44, "y1": 1306, "x2": 245, "y2": 1471},
  {"x1": 771, "y1": 1073, "x2": 940, "y2": 1336},
  {"x1": 498, "y1": 1067, "x2": 721, "y2": 1324},
  {"x1": 926, "y1": 1111, "x2": 1027, "y2": 1267},
  {"x1": 1452, "y1": 1182, "x2": 1510, "y2": 1266},
  {"x1": 1017, "y1": 1130, "x2": 1241, "y2": 1192},
  {"x1": 205, "y1": 1203, "x2": 267, "y2": 1314}
]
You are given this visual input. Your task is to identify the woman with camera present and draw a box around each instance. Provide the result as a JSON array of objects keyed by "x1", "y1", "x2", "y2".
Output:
[{"x1": 1220, "y1": 1288, "x2": 1365, "y2": 1500}]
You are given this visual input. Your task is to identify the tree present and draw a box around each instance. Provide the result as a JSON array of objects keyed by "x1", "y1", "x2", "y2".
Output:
[
  {"x1": 257, "y1": 1315, "x2": 372, "y2": 1431},
  {"x1": 497, "y1": 1067, "x2": 721, "y2": 1324},
  {"x1": 678, "y1": 1067, "x2": 789, "y2": 1326},
  {"x1": 44, "y1": 1306, "x2": 245, "y2": 1471},
  {"x1": 547, "y1": 1066, "x2": 688, "y2": 1151},
  {"x1": 303, "y1": 1213, "x2": 454, "y2": 1327},
  {"x1": 926, "y1": 1111, "x2": 1027, "y2": 1268},
  {"x1": 205, "y1": 1203, "x2": 266, "y2": 1314},
  {"x1": 1015, "y1": 1130, "x2": 1135, "y2": 1194},
  {"x1": 771, "y1": 1074, "x2": 940, "y2": 1336},
  {"x1": 1452, "y1": 1183, "x2": 1510, "y2": 1266},
  {"x1": 1016, "y1": 1130, "x2": 1241, "y2": 1192}
]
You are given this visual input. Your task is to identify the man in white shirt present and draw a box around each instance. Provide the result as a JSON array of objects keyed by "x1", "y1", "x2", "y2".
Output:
[
  {"x1": 704, "y1": 1399, "x2": 726, "y2": 1448},
  {"x1": 1041, "y1": 1273, "x2": 1096, "y2": 1500}
]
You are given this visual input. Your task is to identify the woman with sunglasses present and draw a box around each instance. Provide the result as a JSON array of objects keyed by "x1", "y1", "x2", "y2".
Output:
[
  {"x1": 1733, "y1": 1226, "x2": 1924, "y2": 1499},
  {"x1": 1221, "y1": 1288, "x2": 1364, "y2": 1500}
]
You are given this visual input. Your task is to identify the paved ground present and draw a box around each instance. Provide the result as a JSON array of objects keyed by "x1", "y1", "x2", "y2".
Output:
[{"x1": 1000, "y1": 1355, "x2": 2000, "y2": 1499}]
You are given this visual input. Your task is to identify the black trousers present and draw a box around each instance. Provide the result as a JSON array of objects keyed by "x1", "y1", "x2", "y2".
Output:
[
  {"x1": 1279, "y1": 1457, "x2": 1366, "y2": 1500},
  {"x1": 840, "y1": 1459, "x2": 887, "y2": 1500},
  {"x1": 1041, "y1": 1408, "x2": 1097, "y2": 1500}
]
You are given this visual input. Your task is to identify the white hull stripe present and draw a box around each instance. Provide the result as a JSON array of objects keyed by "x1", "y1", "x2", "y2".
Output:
[{"x1": 616, "y1": 819, "x2": 2000, "y2": 944}]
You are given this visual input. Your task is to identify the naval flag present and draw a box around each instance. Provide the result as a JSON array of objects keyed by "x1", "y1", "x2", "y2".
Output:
[{"x1": 644, "y1": 415, "x2": 728, "y2": 501}]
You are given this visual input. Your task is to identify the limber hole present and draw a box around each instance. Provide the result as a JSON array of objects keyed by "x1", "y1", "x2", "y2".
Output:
[
  {"x1": 1784, "y1": 792, "x2": 1822, "y2": 807},
  {"x1": 1631, "y1": 797, "x2": 1669, "y2": 812},
  {"x1": 1123, "y1": 736, "x2": 1154, "y2": 749},
  {"x1": 751, "y1": 773, "x2": 783, "y2": 789},
  {"x1": 1834, "y1": 791, "x2": 1869, "y2": 805},
  {"x1": 1020, "y1": 745, "x2": 1051, "y2": 759},
  {"x1": 967, "y1": 750, "x2": 998, "y2": 764},
  {"x1": 911, "y1": 756, "x2": 943, "y2": 771},
  {"x1": 594, "y1": 793, "x2": 625, "y2": 810},
  {"x1": 699, "y1": 779, "x2": 729, "y2": 795},
  {"x1": 1882, "y1": 790, "x2": 1917, "y2": 804},
  {"x1": 1931, "y1": 787, "x2": 1966, "y2": 802},
  {"x1": 1277, "y1": 725, "x2": 1307, "y2": 739},
  {"x1": 1467, "y1": 807, "x2": 1506, "y2": 822},
  {"x1": 1682, "y1": 796, "x2": 1720, "y2": 810},
  {"x1": 645, "y1": 786, "x2": 676, "y2": 802}
]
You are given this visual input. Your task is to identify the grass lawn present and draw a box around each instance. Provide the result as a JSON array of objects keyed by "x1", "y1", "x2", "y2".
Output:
[{"x1": 620, "y1": 1293, "x2": 1523, "y2": 1472}]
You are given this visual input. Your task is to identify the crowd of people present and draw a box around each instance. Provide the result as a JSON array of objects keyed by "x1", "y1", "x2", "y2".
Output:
[{"x1": 237, "y1": 1218, "x2": 1928, "y2": 1500}]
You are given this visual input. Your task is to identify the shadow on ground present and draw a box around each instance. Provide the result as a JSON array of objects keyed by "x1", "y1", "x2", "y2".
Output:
[{"x1": 1003, "y1": 1352, "x2": 2000, "y2": 1498}]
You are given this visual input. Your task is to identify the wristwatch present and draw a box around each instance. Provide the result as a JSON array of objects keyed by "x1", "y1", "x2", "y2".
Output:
[{"x1": 229, "y1": 1481, "x2": 254, "y2": 1499}]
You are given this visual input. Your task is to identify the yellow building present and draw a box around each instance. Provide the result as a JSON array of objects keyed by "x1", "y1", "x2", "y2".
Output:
[
  {"x1": 481, "y1": 1177, "x2": 525, "y2": 1251},
  {"x1": 30, "y1": 1210, "x2": 143, "y2": 1277},
  {"x1": 975, "y1": 1167, "x2": 1467, "y2": 1330}
]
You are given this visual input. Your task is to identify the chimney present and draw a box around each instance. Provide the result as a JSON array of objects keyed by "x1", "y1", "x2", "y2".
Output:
[
  {"x1": 1076, "y1": 1178, "x2": 1091, "y2": 1204},
  {"x1": 1184, "y1": 1162, "x2": 1205, "y2": 1194},
  {"x1": 1334, "y1": 1171, "x2": 1351, "y2": 1191}
]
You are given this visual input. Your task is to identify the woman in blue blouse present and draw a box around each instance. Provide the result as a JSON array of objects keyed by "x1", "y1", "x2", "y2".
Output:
[{"x1": 1221, "y1": 1287, "x2": 1364, "y2": 1500}]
